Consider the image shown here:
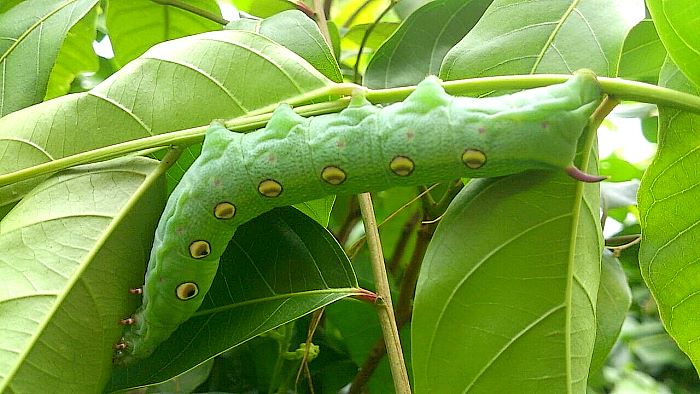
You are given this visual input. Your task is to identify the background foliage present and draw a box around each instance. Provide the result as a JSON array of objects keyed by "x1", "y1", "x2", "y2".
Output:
[{"x1": 1, "y1": 0, "x2": 699, "y2": 393}]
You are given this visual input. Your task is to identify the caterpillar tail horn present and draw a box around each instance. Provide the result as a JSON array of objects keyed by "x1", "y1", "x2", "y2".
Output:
[{"x1": 565, "y1": 165, "x2": 608, "y2": 183}]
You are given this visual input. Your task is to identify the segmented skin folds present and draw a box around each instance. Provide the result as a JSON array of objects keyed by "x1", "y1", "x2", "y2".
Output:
[{"x1": 113, "y1": 73, "x2": 602, "y2": 365}]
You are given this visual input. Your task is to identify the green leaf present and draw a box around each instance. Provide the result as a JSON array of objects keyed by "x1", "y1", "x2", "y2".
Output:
[
  {"x1": 393, "y1": 0, "x2": 431, "y2": 18},
  {"x1": 589, "y1": 251, "x2": 632, "y2": 373},
  {"x1": 342, "y1": 22, "x2": 399, "y2": 51},
  {"x1": 412, "y1": 169, "x2": 602, "y2": 392},
  {"x1": 0, "y1": 157, "x2": 167, "y2": 393},
  {"x1": 646, "y1": 0, "x2": 700, "y2": 88},
  {"x1": 0, "y1": 0, "x2": 98, "y2": 117},
  {"x1": 638, "y1": 59, "x2": 700, "y2": 372},
  {"x1": 226, "y1": 10, "x2": 343, "y2": 82},
  {"x1": 146, "y1": 359, "x2": 214, "y2": 393},
  {"x1": 105, "y1": 0, "x2": 223, "y2": 66},
  {"x1": 364, "y1": 0, "x2": 493, "y2": 88},
  {"x1": 0, "y1": 30, "x2": 333, "y2": 212},
  {"x1": 295, "y1": 195, "x2": 336, "y2": 227},
  {"x1": 617, "y1": 19, "x2": 666, "y2": 84},
  {"x1": 642, "y1": 116, "x2": 659, "y2": 143},
  {"x1": 44, "y1": 6, "x2": 98, "y2": 99},
  {"x1": 325, "y1": 299, "x2": 412, "y2": 393},
  {"x1": 108, "y1": 207, "x2": 360, "y2": 390},
  {"x1": 599, "y1": 155, "x2": 645, "y2": 182},
  {"x1": 605, "y1": 368, "x2": 673, "y2": 394},
  {"x1": 231, "y1": 0, "x2": 295, "y2": 18},
  {"x1": 440, "y1": 0, "x2": 644, "y2": 79},
  {"x1": 333, "y1": 0, "x2": 392, "y2": 27},
  {"x1": 600, "y1": 180, "x2": 640, "y2": 210}
]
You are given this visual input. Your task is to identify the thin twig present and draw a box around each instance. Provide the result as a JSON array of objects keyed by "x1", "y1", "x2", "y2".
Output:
[
  {"x1": 343, "y1": 0, "x2": 373, "y2": 27},
  {"x1": 352, "y1": 0, "x2": 398, "y2": 83},
  {"x1": 356, "y1": 193, "x2": 411, "y2": 394},
  {"x1": 607, "y1": 235, "x2": 641, "y2": 257},
  {"x1": 295, "y1": 309, "x2": 324, "y2": 392},
  {"x1": 605, "y1": 234, "x2": 641, "y2": 247},
  {"x1": 347, "y1": 184, "x2": 441, "y2": 258},
  {"x1": 312, "y1": 0, "x2": 333, "y2": 47},
  {"x1": 351, "y1": 183, "x2": 452, "y2": 392},
  {"x1": 335, "y1": 196, "x2": 362, "y2": 245},
  {"x1": 388, "y1": 212, "x2": 420, "y2": 276}
]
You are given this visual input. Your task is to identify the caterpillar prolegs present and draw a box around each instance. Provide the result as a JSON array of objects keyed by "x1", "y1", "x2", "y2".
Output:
[{"x1": 113, "y1": 72, "x2": 603, "y2": 364}]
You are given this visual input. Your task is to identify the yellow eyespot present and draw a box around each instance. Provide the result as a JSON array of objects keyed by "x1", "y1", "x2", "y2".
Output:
[
  {"x1": 176, "y1": 282, "x2": 199, "y2": 300},
  {"x1": 321, "y1": 166, "x2": 347, "y2": 185},
  {"x1": 214, "y1": 202, "x2": 236, "y2": 219},
  {"x1": 462, "y1": 149, "x2": 486, "y2": 169},
  {"x1": 189, "y1": 240, "x2": 211, "y2": 259},
  {"x1": 390, "y1": 156, "x2": 415, "y2": 176},
  {"x1": 258, "y1": 179, "x2": 283, "y2": 197}
]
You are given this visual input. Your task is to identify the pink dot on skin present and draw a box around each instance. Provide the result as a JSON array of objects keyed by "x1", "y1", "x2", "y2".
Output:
[
  {"x1": 541, "y1": 122, "x2": 549, "y2": 129},
  {"x1": 213, "y1": 179, "x2": 221, "y2": 187},
  {"x1": 478, "y1": 127, "x2": 486, "y2": 134},
  {"x1": 336, "y1": 140, "x2": 346, "y2": 149},
  {"x1": 406, "y1": 131, "x2": 415, "y2": 140},
  {"x1": 268, "y1": 153, "x2": 276, "y2": 162}
]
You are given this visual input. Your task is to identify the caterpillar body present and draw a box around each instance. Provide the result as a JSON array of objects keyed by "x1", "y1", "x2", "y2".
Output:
[{"x1": 114, "y1": 72, "x2": 602, "y2": 364}]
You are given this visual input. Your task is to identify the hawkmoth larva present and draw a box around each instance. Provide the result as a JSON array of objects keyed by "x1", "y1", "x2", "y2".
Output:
[{"x1": 113, "y1": 71, "x2": 603, "y2": 364}]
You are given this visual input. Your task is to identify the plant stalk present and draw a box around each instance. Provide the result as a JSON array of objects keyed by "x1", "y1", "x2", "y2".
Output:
[
  {"x1": 312, "y1": 0, "x2": 333, "y2": 47},
  {"x1": 356, "y1": 193, "x2": 411, "y2": 394},
  {"x1": 4, "y1": 74, "x2": 700, "y2": 188}
]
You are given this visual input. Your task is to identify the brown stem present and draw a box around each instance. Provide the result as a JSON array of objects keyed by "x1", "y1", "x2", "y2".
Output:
[
  {"x1": 350, "y1": 183, "x2": 455, "y2": 392},
  {"x1": 292, "y1": 1, "x2": 315, "y2": 18},
  {"x1": 349, "y1": 221, "x2": 435, "y2": 393},
  {"x1": 605, "y1": 234, "x2": 641, "y2": 247},
  {"x1": 343, "y1": 0, "x2": 373, "y2": 28},
  {"x1": 357, "y1": 193, "x2": 412, "y2": 393},
  {"x1": 311, "y1": 0, "x2": 333, "y2": 47},
  {"x1": 335, "y1": 196, "x2": 361, "y2": 245},
  {"x1": 352, "y1": 0, "x2": 398, "y2": 83},
  {"x1": 388, "y1": 212, "x2": 420, "y2": 277}
]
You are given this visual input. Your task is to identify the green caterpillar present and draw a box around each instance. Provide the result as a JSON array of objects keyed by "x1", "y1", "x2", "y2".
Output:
[{"x1": 113, "y1": 72, "x2": 603, "y2": 365}]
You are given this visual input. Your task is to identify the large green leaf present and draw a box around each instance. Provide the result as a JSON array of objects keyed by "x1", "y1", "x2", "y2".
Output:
[
  {"x1": 0, "y1": 157, "x2": 167, "y2": 393},
  {"x1": 105, "y1": 0, "x2": 223, "y2": 66},
  {"x1": 0, "y1": 0, "x2": 98, "y2": 117},
  {"x1": 364, "y1": 0, "x2": 493, "y2": 88},
  {"x1": 44, "y1": 6, "x2": 99, "y2": 99},
  {"x1": 638, "y1": 59, "x2": 700, "y2": 372},
  {"x1": 108, "y1": 207, "x2": 360, "y2": 390},
  {"x1": 0, "y1": 29, "x2": 333, "y2": 213},
  {"x1": 342, "y1": 21, "x2": 400, "y2": 55},
  {"x1": 646, "y1": 0, "x2": 700, "y2": 88},
  {"x1": 440, "y1": 0, "x2": 644, "y2": 79},
  {"x1": 410, "y1": 4, "x2": 632, "y2": 388},
  {"x1": 617, "y1": 19, "x2": 666, "y2": 84},
  {"x1": 589, "y1": 251, "x2": 632, "y2": 373},
  {"x1": 231, "y1": 0, "x2": 295, "y2": 18},
  {"x1": 412, "y1": 168, "x2": 602, "y2": 393},
  {"x1": 226, "y1": 10, "x2": 343, "y2": 83}
]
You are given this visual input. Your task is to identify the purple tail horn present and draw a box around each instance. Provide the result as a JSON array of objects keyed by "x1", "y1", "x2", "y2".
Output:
[{"x1": 565, "y1": 165, "x2": 608, "y2": 183}]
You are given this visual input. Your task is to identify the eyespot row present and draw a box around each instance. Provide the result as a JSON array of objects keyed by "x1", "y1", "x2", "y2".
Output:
[
  {"x1": 180, "y1": 148, "x2": 487, "y2": 299},
  {"x1": 257, "y1": 148, "x2": 487, "y2": 199}
]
